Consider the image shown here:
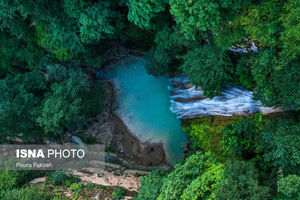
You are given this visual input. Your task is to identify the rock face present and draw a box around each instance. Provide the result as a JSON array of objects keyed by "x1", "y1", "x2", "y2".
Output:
[
  {"x1": 260, "y1": 106, "x2": 283, "y2": 115},
  {"x1": 72, "y1": 168, "x2": 146, "y2": 192},
  {"x1": 81, "y1": 112, "x2": 166, "y2": 167},
  {"x1": 76, "y1": 81, "x2": 167, "y2": 167},
  {"x1": 29, "y1": 177, "x2": 47, "y2": 185},
  {"x1": 169, "y1": 77, "x2": 207, "y2": 103},
  {"x1": 29, "y1": 162, "x2": 148, "y2": 193}
]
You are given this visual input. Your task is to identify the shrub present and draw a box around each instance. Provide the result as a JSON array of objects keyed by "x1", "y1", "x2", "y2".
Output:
[
  {"x1": 276, "y1": 174, "x2": 300, "y2": 200},
  {"x1": 222, "y1": 114, "x2": 262, "y2": 158},
  {"x1": 112, "y1": 188, "x2": 126, "y2": 200},
  {"x1": 2, "y1": 187, "x2": 51, "y2": 200},
  {"x1": 135, "y1": 170, "x2": 167, "y2": 200},
  {"x1": 47, "y1": 171, "x2": 79, "y2": 186}
]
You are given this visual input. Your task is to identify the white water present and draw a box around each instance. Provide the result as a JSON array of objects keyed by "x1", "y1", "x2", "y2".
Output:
[
  {"x1": 229, "y1": 41, "x2": 259, "y2": 53},
  {"x1": 169, "y1": 77, "x2": 263, "y2": 118},
  {"x1": 103, "y1": 57, "x2": 277, "y2": 163}
]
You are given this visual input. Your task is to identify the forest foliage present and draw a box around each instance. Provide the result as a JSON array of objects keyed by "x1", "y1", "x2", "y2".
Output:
[
  {"x1": 0, "y1": 0, "x2": 299, "y2": 108},
  {"x1": 137, "y1": 113, "x2": 300, "y2": 200},
  {"x1": 0, "y1": 0, "x2": 299, "y2": 199}
]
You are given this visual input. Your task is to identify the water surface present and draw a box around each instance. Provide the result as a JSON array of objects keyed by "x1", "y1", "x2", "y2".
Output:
[
  {"x1": 105, "y1": 57, "x2": 188, "y2": 164},
  {"x1": 169, "y1": 77, "x2": 271, "y2": 118}
]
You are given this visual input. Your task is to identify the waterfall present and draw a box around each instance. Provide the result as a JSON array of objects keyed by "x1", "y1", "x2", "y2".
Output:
[
  {"x1": 229, "y1": 41, "x2": 259, "y2": 54},
  {"x1": 169, "y1": 78, "x2": 263, "y2": 119}
]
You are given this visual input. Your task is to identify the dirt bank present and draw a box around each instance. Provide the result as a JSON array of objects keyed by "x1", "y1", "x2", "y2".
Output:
[
  {"x1": 29, "y1": 162, "x2": 147, "y2": 198},
  {"x1": 75, "y1": 80, "x2": 168, "y2": 168}
]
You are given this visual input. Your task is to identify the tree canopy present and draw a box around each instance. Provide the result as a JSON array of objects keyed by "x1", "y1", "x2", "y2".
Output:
[
  {"x1": 182, "y1": 45, "x2": 233, "y2": 97},
  {"x1": 0, "y1": 0, "x2": 299, "y2": 199}
]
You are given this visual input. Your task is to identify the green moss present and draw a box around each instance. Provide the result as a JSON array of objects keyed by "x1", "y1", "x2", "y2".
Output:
[
  {"x1": 182, "y1": 112, "x2": 299, "y2": 161},
  {"x1": 182, "y1": 115, "x2": 251, "y2": 160}
]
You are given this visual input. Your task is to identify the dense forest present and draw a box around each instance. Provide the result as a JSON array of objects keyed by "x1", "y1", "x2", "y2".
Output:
[{"x1": 0, "y1": 0, "x2": 299, "y2": 199}]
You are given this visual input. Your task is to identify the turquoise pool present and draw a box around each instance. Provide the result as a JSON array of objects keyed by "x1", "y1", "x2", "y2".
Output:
[{"x1": 105, "y1": 57, "x2": 188, "y2": 164}]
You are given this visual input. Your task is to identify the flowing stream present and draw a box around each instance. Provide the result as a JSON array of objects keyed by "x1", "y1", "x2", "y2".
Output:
[
  {"x1": 103, "y1": 57, "x2": 274, "y2": 164},
  {"x1": 169, "y1": 77, "x2": 263, "y2": 118}
]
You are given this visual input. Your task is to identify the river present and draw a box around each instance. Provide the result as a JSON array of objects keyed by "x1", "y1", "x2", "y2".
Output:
[{"x1": 103, "y1": 56, "x2": 275, "y2": 164}]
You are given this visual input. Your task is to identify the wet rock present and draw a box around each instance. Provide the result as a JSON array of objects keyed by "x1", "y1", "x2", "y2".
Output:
[
  {"x1": 72, "y1": 167, "x2": 148, "y2": 192},
  {"x1": 260, "y1": 106, "x2": 283, "y2": 115},
  {"x1": 233, "y1": 110, "x2": 250, "y2": 116},
  {"x1": 196, "y1": 86, "x2": 202, "y2": 91},
  {"x1": 183, "y1": 82, "x2": 193, "y2": 89}
]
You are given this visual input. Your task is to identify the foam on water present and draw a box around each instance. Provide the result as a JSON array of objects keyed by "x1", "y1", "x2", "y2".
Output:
[
  {"x1": 169, "y1": 78, "x2": 262, "y2": 118},
  {"x1": 103, "y1": 57, "x2": 275, "y2": 163}
]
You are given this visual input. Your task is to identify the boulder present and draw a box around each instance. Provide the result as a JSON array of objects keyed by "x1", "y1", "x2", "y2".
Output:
[{"x1": 183, "y1": 82, "x2": 193, "y2": 89}]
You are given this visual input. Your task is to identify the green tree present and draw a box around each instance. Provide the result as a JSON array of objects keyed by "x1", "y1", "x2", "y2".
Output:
[
  {"x1": 128, "y1": 0, "x2": 168, "y2": 30},
  {"x1": 214, "y1": 26, "x2": 245, "y2": 51},
  {"x1": 0, "y1": 32, "x2": 47, "y2": 76},
  {"x1": 61, "y1": 0, "x2": 87, "y2": 19},
  {"x1": 2, "y1": 187, "x2": 50, "y2": 200},
  {"x1": 276, "y1": 174, "x2": 300, "y2": 200},
  {"x1": 135, "y1": 170, "x2": 167, "y2": 200},
  {"x1": 183, "y1": 117, "x2": 224, "y2": 154},
  {"x1": 37, "y1": 78, "x2": 87, "y2": 134},
  {"x1": 0, "y1": 71, "x2": 46, "y2": 142},
  {"x1": 0, "y1": 0, "x2": 31, "y2": 38},
  {"x1": 35, "y1": 23, "x2": 82, "y2": 62},
  {"x1": 235, "y1": 55, "x2": 256, "y2": 89},
  {"x1": 0, "y1": 64, "x2": 105, "y2": 139},
  {"x1": 238, "y1": 0, "x2": 282, "y2": 48},
  {"x1": 280, "y1": 0, "x2": 300, "y2": 60},
  {"x1": 79, "y1": 1, "x2": 123, "y2": 44},
  {"x1": 112, "y1": 188, "x2": 126, "y2": 200},
  {"x1": 183, "y1": 45, "x2": 233, "y2": 97},
  {"x1": 216, "y1": 160, "x2": 270, "y2": 200},
  {"x1": 222, "y1": 115, "x2": 262, "y2": 158},
  {"x1": 37, "y1": 65, "x2": 105, "y2": 135},
  {"x1": 252, "y1": 50, "x2": 300, "y2": 109},
  {"x1": 259, "y1": 119, "x2": 300, "y2": 173},
  {"x1": 0, "y1": 170, "x2": 17, "y2": 195},
  {"x1": 145, "y1": 46, "x2": 173, "y2": 77},
  {"x1": 219, "y1": 0, "x2": 250, "y2": 15},
  {"x1": 155, "y1": 25, "x2": 197, "y2": 50},
  {"x1": 180, "y1": 163, "x2": 224, "y2": 200},
  {"x1": 169, "y1": 0, "x2": 221, "y2": 40},
  {"x1": 157, "y1": 152, "x2": 221, "y2": 200}
]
